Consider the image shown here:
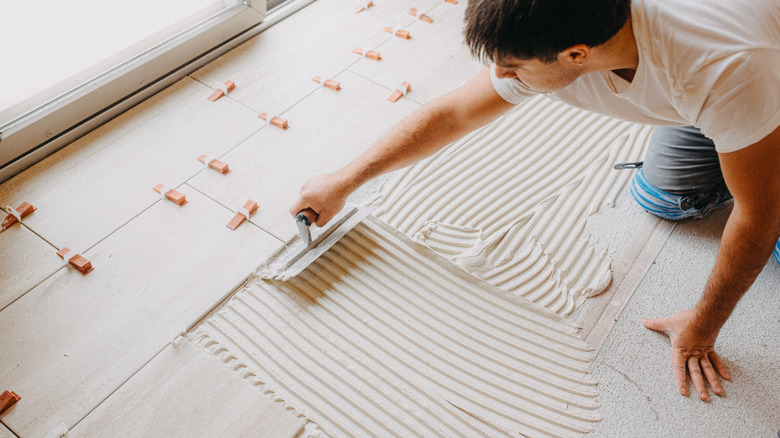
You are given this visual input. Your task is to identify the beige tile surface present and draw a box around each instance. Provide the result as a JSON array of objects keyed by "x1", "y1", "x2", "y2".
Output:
[
  {"x1": 363, "y1": 0, "x2": 442, "y2": 27},
  {"x1": 350, "y1": 0, "x2": 483, "y2": 104},
  {"x1": 189, "y1": 70, "x2": 420, "y2": 240},
  {"x1": 191, "y1": 0, "x2": 392, "y2": 116},
  {"x1": 0, "y1": 424, "x2": 12, "y2": 438},
  {"x1": 0, "y1": 189, "x2": 280, "y2": 438},
  {"x1": 0, "y1": 223, "x2": 61, "y2": 310},
  {"x1": 0, "y1": 77, "x2": 264, "y2": 252},
  {"x1": 71, "y1": 337, "x2": 304, "y2": 438}
]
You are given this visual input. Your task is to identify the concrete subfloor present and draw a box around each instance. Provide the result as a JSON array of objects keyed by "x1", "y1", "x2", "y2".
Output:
[{"x1": 586, "y1": 191, "x2": 780, "y2": 437}]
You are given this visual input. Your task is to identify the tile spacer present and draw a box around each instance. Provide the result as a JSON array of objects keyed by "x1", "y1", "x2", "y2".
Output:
[
  {"x1": 153, "y1": 184, "x2": 188, "y2": 206},
  {"x1": 408, "y1": 8, "x2": 434, "y2": 23},
  {"x1": 258, "y1": 113, "x2": 289, "y2": 130},
  {"x1": 0, "y1": 390, "x2": 20, "y2": 415},
  {"x1": 444, "y1": 0, "x2": 458, "y2": 4},
  {"x1": 387, "y1": 82, "x2": 411, "y2": 102},
  {"x1": 197, "y1": 154, "x2": 230, "y2": 175},
  {"x1": 384, "y1": 27, "x2": 411, "y2": 39},
  {"x1": 2, "y1": 202, "x2": 36, "y2": 231},
  {"x1": 312, "y1": 75, "x2": 341, "y2": 91},
  {"x1": 353, "y1": 0, "x2": 373, "y2": 13},
  {"x1": 352, "y1": 48, "x2": 381, "y2": 60},
  {"x1": 57, "y1": 247, "x2": 94, "y2": 275},
  {"x1": 207, "y1": 80, "x2": 236, "y2": 102},
  {"x1": 226, "y1": 200, "x2": 259, "y2": 230}
]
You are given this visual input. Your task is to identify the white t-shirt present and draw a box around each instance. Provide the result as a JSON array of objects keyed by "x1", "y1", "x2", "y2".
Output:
[{"x1": 490, "y1": 0, "x2": 780, "y2": 153}]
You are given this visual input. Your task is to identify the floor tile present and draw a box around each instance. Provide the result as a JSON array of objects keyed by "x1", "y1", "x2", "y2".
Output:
[
  {"x1": 0, "y1": 223, "x2": 61, "y2": 310},
  {"x1": 0, "y1": 77, "x2": 264, "y2": 252},
  {"x1": 191, "y1": 0, "x2": 393, "y2": 116},
  {"x1": 0, "y1": 189, "x2": 280, "y2": 438},
  {"x1": 189, "y1": 70, "x2": 420, "y2": 240},
  {"x1": 363, "y1": 0, "x2": 443, "y2": 27},
  {"x1": 350, "y1": 0, "x2": 483, "y2": 104},
  {"x1": 71, "y1": 337, "x2": 304, "y2": 438}
]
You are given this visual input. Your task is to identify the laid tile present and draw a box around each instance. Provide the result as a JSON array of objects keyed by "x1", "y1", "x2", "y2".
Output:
[
  {"x1": 0, "y1": 425, "x2": 12, "y2": 438},
  {"x1": 0, "y1": 189, "x2": 280, "y2": 438},
  {"x1": 0, "y1": 77, "x2": 264, "y2": 251},
  {"x1": 188, "y1": 70, "x2": 420, "y2": 240},
  {"x1": 191, "y1": 0, "x2": 391, "y2": 116},
  {"x1": 364, "y1": 0, "x2": 443, "y2": 27},
  {"x1": 71, "y1": 337, "x2": 304, "y2": 438},
  {"x1": 0, "y1": 223, "x2": 61, "y2": 310},
  {"x1": 350, "y1": 0, "x2": 483, "y2": 104}
]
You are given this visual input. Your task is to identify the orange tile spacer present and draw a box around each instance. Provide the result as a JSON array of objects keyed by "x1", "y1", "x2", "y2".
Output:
[
  {"x1": 57, "y1": 248, "x2": 94, "y2": 275},
  {"x1": 207, "y1": 80, "x2": 236, "y2": 102},
  {"x1": 387, "y1": 82, "x2": 411, "y2": 102},
  {"x1": 226, "y1": 200, "x2": 259, "y2": 230},
  {"x1": 353, "y1": 0, "x2": 373, "y2": 13},
  {"x1": 408, "y1": 8, "x2": 434, "y2": 23},
  {"x1": 312, "y1": 76, "x2": 341, "y2": 91},
  {"x1": 2, "y1": 202, "x2": 36, "y2": 231},
  {"x1": 444, "y1": 0, "x2": 458, "y2": 4},
  {"x1": 197, "y1": 154, "x2": 230, "y2": 175},
  {"x1": 0, "y1": 390, "x2": 20, "y2": 415},
  {"x1": 258, "y1": 113, "x2": 289, "y2": 130},
  {"x1": 153, "y1": 184, "x2": 188, "y2": 206},
  {"x1": 352, "y1": 48, "x2": 382, "y2": 60},
  {"x1": 384, "y1": 27, "x2": 411, "y2": 39}
]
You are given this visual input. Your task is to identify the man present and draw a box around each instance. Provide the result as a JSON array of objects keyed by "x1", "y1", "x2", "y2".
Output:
[{"x1": 290, "y1": 0, "x2": 780, "y2": 401}]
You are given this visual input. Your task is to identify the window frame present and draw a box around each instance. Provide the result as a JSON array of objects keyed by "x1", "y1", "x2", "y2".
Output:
[{"x1": 0, "y1": 0, "x2": 311, "y2": 183}]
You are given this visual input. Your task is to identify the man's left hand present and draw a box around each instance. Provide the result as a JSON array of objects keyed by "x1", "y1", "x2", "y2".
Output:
[{"x1": 643, "y1": 310, "x2": 731, "y2": 401}]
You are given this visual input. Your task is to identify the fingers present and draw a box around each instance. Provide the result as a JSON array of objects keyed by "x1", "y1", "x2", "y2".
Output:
[
  {"x1": 289, "y1": 196, "x2": 311, "y2": 219},
  {"x1": 709, "y1": 351, "x2": 731, "y2": 381},
  {"x1": 700, "y1": 354, "x2": 725, "y2": 396},
  {"x1": 672, "y1": 348, "x2": 688, "y2": 396},
  {"x1": 687, "y1": 355, "x2": 708, "y2": 401},
  {"x1": 642, "y1": 317, "x2": 669, "y2": 335}
]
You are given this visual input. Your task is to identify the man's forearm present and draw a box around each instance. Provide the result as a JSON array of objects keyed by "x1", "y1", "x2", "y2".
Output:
[
  {"x1": 337, "y1": 101, "x2": 469, "y2": 193},
  {"x1": 692, "y1": 205, "x2": 778, "y2": 335},
  {"x1": 334, "y1": 66, "x2": 513, "y2": 194}
]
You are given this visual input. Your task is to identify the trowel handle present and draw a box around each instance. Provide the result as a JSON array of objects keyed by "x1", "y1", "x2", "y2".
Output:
[{"x1": 296, "y1": 208, "x2": 318, "y2": 226}]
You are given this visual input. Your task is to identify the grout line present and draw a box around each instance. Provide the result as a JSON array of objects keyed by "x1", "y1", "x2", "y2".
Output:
[
  {"x1": 189, "y1": 76, "x2": 271, "y2": 117},
  {"x1": 68, "y1": 339, "x2": 173, "y2": 433},
  {"x1": 183, "y1": 182, "x2": 285, "y2": 243},
  {"x1": 1, "y1": 420, "x2": 20, "y2": 438}
]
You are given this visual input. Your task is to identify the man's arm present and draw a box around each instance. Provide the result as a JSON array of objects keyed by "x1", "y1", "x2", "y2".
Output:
[
  {"x1": 644, "y1": 125, "x2": 780, "y2": 400},
  {"x1": 290, "y1": 66, "x2": 515, "y2": 225}
]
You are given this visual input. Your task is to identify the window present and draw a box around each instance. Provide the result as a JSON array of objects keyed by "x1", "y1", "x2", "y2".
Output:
[{"x1": 0, "y1": 0, "x2": 273, "y2": 182}]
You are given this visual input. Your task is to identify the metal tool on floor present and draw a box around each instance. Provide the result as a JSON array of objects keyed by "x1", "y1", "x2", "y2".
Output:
[{"x1": 256, "y1": 203, "x2": 376, "y2": 280}]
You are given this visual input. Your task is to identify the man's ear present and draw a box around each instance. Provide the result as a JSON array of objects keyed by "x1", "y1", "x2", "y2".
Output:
[{"x1": 560, "y1": 44, "x2": 590, "y2": 66}]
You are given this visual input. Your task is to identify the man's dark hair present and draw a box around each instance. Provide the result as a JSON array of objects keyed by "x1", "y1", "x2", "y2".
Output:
[{"x1": 464, "y1": 0, "x2": 631, "y2": 64}]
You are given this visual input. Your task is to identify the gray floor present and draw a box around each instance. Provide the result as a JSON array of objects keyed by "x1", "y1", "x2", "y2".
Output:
[{"x1": 590, "y1": 200, "x2": 780, "y2": 437}]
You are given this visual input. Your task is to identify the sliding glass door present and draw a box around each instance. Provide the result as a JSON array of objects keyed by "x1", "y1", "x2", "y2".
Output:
[{"x1": 0, "y1": 0, "x2": 268, "y2": 181}]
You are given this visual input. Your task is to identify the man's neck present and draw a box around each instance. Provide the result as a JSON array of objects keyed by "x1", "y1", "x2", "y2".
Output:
[{"x1": 588, "y1": 17, "x2": 639, "y2": 77}]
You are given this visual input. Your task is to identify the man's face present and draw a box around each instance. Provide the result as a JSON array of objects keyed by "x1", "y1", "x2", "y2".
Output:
[{"x1": 494, "y1": 55, "x2": 582, "y2": 93}]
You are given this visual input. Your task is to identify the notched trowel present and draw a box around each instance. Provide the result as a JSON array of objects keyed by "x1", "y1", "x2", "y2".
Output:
[{"x1": 256, "y1": 204, "x2": 377, "y2": 281}]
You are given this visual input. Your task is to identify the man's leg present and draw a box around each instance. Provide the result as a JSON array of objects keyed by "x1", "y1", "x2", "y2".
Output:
[
  {"x1": 631, "y1": 126, "x2": 780, "y2": 265},
  {"x1": 630, "y1": 126, "x2": 731, "y2": 220}
]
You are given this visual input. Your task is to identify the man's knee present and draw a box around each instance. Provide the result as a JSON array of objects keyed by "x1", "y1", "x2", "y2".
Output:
[{"x1": 630, "y1": 167, "x2": 729, "y2": 220}]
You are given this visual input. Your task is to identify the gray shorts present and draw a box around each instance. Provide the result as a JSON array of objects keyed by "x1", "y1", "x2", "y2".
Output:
[
  {"x1": 627, "y1": 126, "x2": 731, "y2": 220},
  {"x1": 642, "y1": 126, "x2": 725, "y2": 195}
]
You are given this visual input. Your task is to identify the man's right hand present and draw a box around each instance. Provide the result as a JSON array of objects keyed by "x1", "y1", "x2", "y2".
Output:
[{"x1": 289, "y1": 172, "x2": 351, "y2": 227}]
